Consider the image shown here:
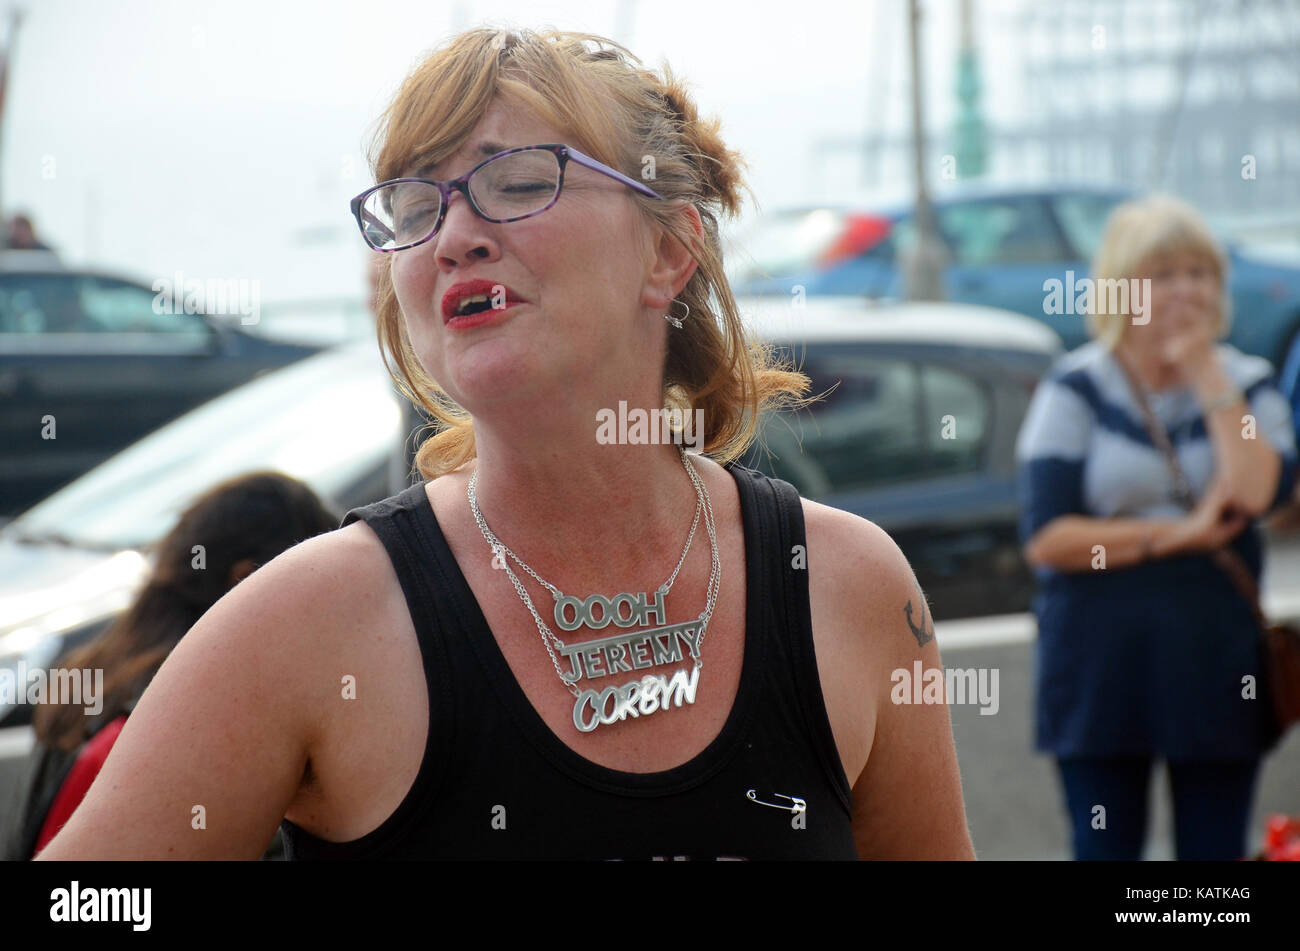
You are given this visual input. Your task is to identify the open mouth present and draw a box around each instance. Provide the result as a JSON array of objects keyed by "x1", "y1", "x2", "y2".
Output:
[
  {"x1": 454, "y1": 294, "x2": 496, "y2": 317},
  {"x1": 442, "y1": 280, "x2": 525, "y2": 322}
]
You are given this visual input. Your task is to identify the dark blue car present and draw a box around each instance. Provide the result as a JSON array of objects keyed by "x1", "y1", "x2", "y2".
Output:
[
  {"x1": 0, "y1": 255, "x2": 323, "y2": 519},
  {"x1": 731, "y1": 185, "x2": 1300, "y2": 368}
]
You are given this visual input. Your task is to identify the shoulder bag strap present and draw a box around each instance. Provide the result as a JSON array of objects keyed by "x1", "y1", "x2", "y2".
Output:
[{"x1": 1112, "y1": 349, "x2": 1271, "y2": 632}]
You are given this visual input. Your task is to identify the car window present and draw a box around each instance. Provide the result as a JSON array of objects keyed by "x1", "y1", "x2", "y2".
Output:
[
  {"x1": 1052, "y1": 193, "x2": 1124, "y2": 260},
  {"x1": 922, "y1": 363, "x2": 989, "y2": 475},
  {"x1": 937, "y1": 198, "x2": 1066, "y2": 265},
  {"x1": 0, "y1": 274, "x2": 212, "y2": 336},
  {"x1": 0, "y1": 274, "x2": 85, "y2": 333},
  {"x1": 751, "y1": 350, "x2": 993, "y2": 495},
  {"x1": 764, "y1": 352, "x2": 927, "y2": 494},
  {"x1": 79, "y1": 276, "x2": 209, "y2": 336}
]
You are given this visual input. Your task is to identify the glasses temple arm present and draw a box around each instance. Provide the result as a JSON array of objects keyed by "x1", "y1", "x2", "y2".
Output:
[{"x1": 565, "y1": 148, "x2": 664, "y2": 200}]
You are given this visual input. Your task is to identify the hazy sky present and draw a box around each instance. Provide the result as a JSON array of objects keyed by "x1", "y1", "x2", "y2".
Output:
[{"x1": 3, "y1": 0, "x2": 1022, "y2": 306}]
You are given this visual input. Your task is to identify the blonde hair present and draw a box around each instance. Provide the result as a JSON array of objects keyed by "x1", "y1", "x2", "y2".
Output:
[
  {"x1": 365, "y1": 27, "x2": 811, "y2": 479},
  {"x1": 1087, "y1": 193, "x2": 1231, "y2": 348}
]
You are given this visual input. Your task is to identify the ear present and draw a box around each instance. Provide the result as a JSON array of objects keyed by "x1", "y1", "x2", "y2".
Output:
[{"x1": 641, "y1": 203, "x2": 703, "y2": 311}]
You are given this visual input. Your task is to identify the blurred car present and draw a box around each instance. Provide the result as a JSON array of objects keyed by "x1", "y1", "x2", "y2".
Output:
[
  {"x1": 0, "y1": 253, "x2": 324, "y2": 519},
  {"x1": 737, "y1": 295, "x2": 1062, "y2": 620},
  {"x1": 0, "y1": 339, "x2": 400, "y2": 727},
  {"x1": 730, "y1": 185, "x2": 1300, "y2": 367}
]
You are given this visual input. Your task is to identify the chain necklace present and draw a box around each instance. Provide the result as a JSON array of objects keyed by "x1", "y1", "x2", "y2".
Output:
[
  {"x1": 467, "y1": 446, "x2": 721, "y2": 732},
  {"x1": 481, "y1": 473, "x2": 702, "y2": 608}
]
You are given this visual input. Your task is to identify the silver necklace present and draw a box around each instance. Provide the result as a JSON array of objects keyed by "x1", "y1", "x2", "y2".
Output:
[
  {"x1": 467, "y1": 447, "x2": 721, "y2": 732},
  {"x1": 484, "y1": 474, "x2": 701, "y2": 609}
]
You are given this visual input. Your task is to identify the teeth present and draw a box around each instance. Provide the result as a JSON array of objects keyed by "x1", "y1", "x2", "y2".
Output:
[{"x1": 456, "y1": 294, "x2": 489, "y2": 315}]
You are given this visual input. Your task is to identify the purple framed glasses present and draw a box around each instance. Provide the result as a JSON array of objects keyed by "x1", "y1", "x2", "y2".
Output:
[{"x1": 350, "y1": 143, "x2": 664, "y2": 252}]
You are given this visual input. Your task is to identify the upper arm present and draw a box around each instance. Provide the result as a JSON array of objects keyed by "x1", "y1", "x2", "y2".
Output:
[
  {"x1": 1016, "y1": 372, "x2": 1092, "y2": 556},
  {"x1": 1244, "y1": 377, "x2": 1298, "y2": 511},
  {"x1": 803, "y1": 501, "x2": 975, "y2": 860},
  {"x1": 34, "y1": 532, "x2": 352, "y2": 860},
  {"x1": 853, "y1": 537, "x2": 975, "y2": 859}
]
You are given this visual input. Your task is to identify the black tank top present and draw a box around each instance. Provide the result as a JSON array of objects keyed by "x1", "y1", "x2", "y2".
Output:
[{"x1": 280, "y1": 462, "x2": 858, "y2": 860}]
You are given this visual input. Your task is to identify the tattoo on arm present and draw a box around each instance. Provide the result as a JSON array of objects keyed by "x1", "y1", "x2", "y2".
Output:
[{"x1": 904, "y1": 585, "x2": 933, "y2": 648}]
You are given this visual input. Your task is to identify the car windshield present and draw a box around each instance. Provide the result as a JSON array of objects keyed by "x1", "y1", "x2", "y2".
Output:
[
  {"x1": 1052, "y1": 193, "x2": 1127, "y2": 259},
  {"x1": 6, "y1": 341, "x2": 399, "y2": 551}
]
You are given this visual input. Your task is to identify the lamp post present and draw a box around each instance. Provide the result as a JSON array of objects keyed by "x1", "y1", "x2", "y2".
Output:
[
  {"x1": 0, "y1": 7, "x2": 26, "y2": 240},
  {"x1": 902, "y1": 0, "x2": 947, "y2": 302}
]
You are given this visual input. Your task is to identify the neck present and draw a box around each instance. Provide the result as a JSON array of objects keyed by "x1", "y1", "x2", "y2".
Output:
[{"x1": 467, "y1": 419, "x2": 708, "y2": 590}]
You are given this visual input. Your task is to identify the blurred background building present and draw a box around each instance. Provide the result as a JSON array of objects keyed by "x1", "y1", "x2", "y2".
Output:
[{"x1": 818, "y1": 0, "x2": 1300, "y2": 256}]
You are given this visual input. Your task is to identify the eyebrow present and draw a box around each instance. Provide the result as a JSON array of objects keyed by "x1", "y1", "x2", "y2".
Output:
[{"x1": 410, "y1": 141, "x2": 513, "y2": 178}]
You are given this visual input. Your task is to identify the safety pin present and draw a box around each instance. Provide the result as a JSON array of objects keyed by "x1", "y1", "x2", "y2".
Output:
[{"x1": 746, "y1": 789, "x2": 807, "y2": 814}]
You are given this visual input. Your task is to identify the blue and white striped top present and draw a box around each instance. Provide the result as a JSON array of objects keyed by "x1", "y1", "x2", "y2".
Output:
[
  {"x1": 1017, "y1": 341, "x2": 1297, "y2": 538},
  {"x1": 1014, "y1": 340, "x2": 1297, "y2": 759}
]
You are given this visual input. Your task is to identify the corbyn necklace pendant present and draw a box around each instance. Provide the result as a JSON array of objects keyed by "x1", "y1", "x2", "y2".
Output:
[{"x1": 572, "y1": 664, "x2": 701, "y2": 732}]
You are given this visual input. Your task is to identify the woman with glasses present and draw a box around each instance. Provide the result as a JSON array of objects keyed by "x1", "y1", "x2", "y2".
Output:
[{"x1": 36, "y1": 28, "x2": 974, "y2": 860}]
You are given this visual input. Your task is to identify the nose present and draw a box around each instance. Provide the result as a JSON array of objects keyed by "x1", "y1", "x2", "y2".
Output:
[
  {"x1": 433, "y1": 189, "x2": 500, "y2": 272},
  {"x1": 1165, "y1": 271, "x2": 1206, "y2": 305}
]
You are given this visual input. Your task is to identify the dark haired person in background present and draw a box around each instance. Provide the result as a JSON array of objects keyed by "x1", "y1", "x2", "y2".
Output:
[
  {"x1": 6, "y1": 471, "x2": 338, "y2": 860},
  {"x1": 4, "y1": 213, "x2": 54, "y2": 252}
]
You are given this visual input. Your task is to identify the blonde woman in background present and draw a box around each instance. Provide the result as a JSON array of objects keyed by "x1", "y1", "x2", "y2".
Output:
[{"x1": 1017, "y1": 194, "x2": 1297, "y2": 860}]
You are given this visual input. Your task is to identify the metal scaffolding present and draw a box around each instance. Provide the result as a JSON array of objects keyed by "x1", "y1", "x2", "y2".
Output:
[{"x1": 819, "y1": 0, "x2": 1300, "y2": 238}]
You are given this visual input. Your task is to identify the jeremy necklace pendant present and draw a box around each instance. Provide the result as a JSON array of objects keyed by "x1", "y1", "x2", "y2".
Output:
[
  {"x1": 556, "y1": 600, "x2": 708, "y2": 732},
  {"x1": 571, "y1": 664, "x2": 701, "y2": 733}
]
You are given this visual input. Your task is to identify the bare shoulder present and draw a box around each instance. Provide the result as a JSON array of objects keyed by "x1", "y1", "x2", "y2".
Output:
[
  {"x1": 799, "y1": 497, "x2": 926, "y2": 674},
  {"x1": 249, "y1": 518, "x2": 394, "y2": 612},
  {"x1": 34, "y1": 520, "x2": 410, "y2": 859},
  {"x1": 261, "y1": 509, "x2": 428, "y2": 630},
  {"x1": 799, "y1": 498, "x2": 916, "y2": 604}
]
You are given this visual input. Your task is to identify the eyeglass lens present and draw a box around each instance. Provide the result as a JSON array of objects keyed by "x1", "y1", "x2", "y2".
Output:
[{"x1": 361, "y1": 149, "x2": 562, "y2": 250}]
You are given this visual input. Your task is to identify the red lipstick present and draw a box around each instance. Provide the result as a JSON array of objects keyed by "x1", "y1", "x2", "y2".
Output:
[{"x1": 441, "y1": 279, "x2": 526, "y2": 326}]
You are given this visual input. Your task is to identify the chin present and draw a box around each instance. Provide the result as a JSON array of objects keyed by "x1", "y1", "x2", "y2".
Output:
[{"x1": 445, "y1": 348, "x2": 547, "y2": 410}]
